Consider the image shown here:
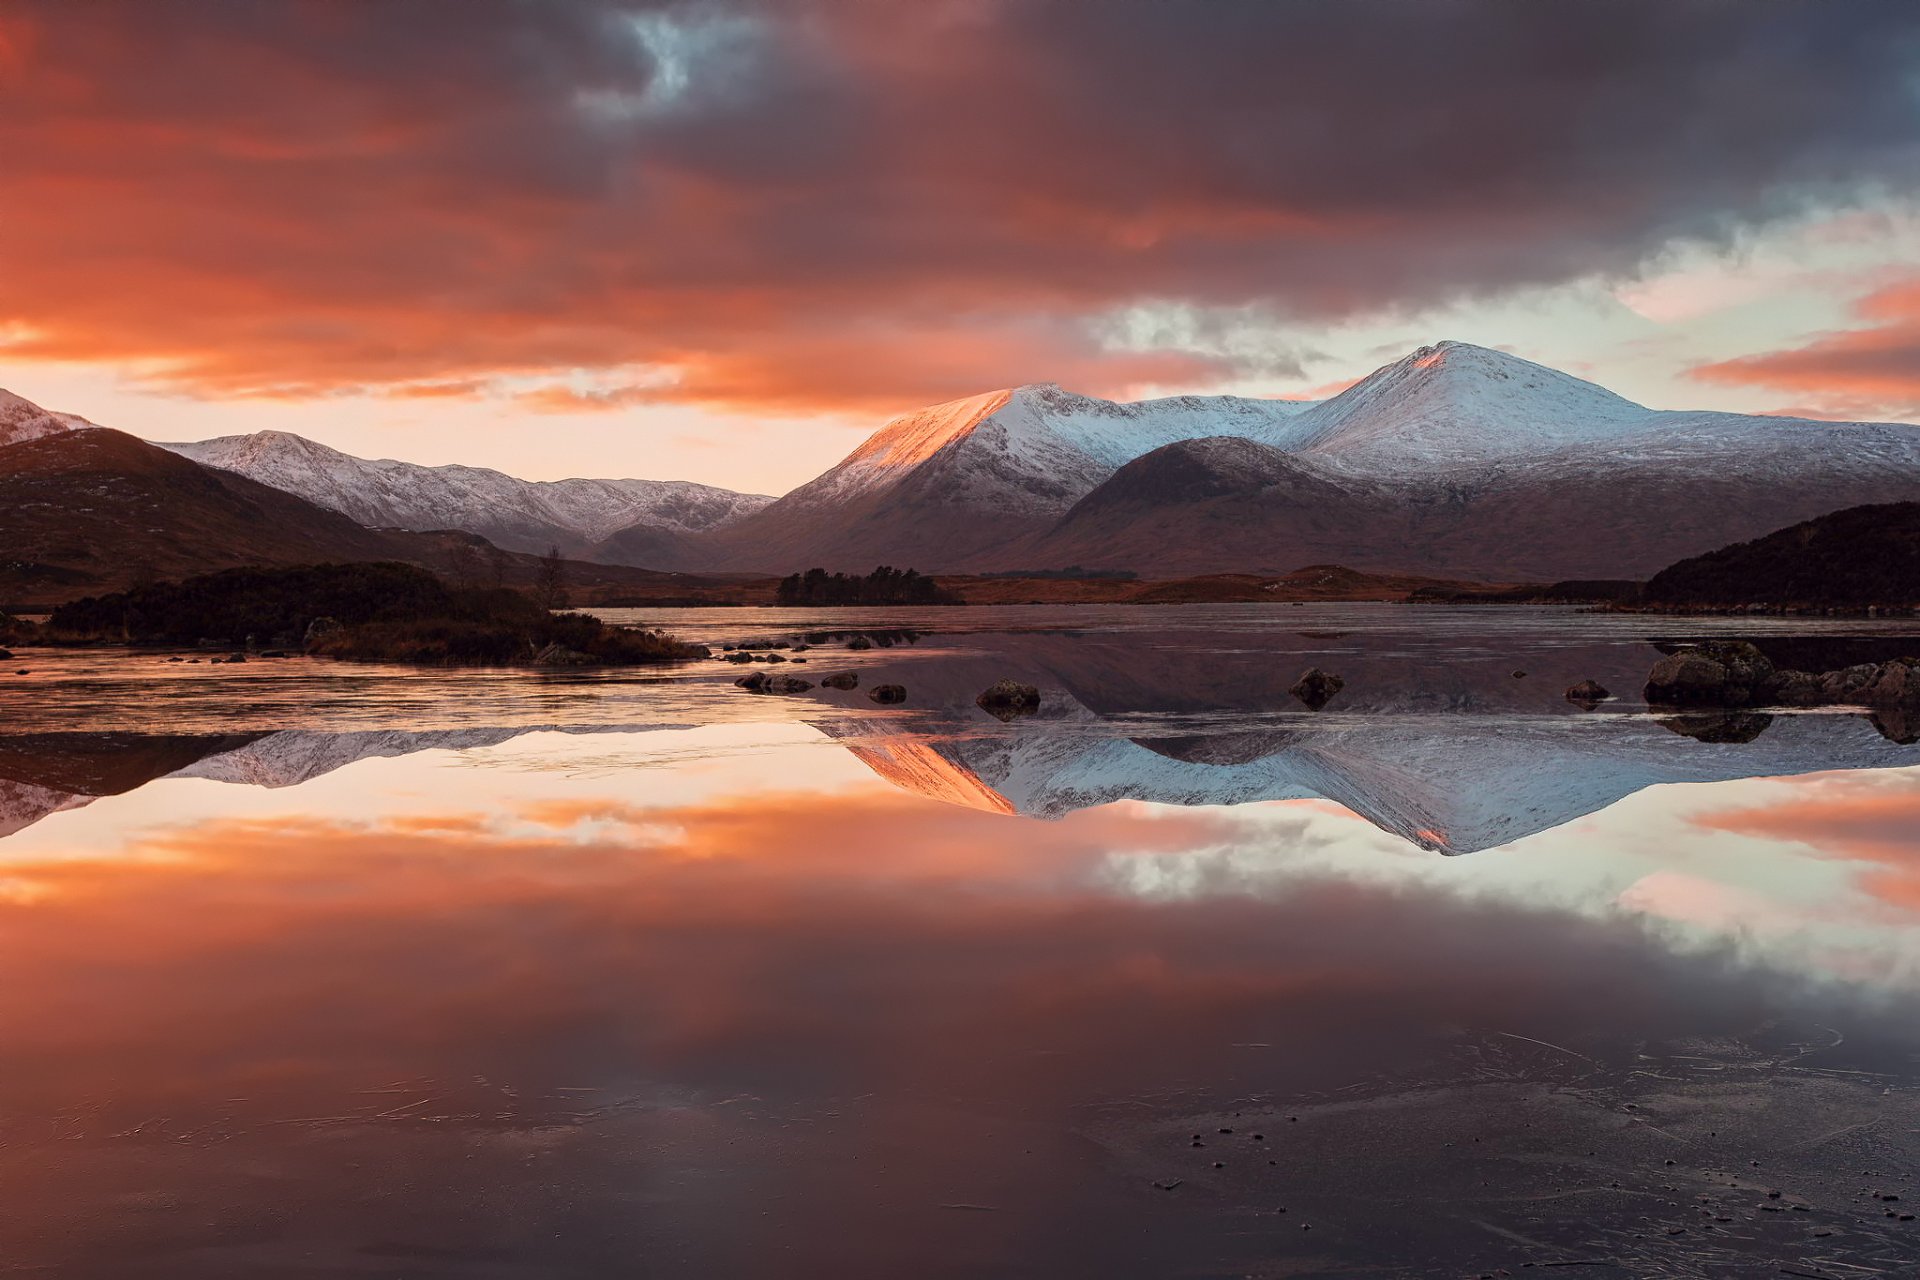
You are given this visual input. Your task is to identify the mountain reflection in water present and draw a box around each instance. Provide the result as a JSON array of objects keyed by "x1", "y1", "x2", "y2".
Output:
[
  {"x1": 6, "y1": 605, "x2": 1920, "y2": 851},
  {"x1": 3, "y1": 606, "x2": 1919, "y2": 1276}
]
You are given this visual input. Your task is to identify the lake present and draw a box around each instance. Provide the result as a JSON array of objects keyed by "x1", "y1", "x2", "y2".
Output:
[{"x1": 3, "y1": 605, "x2": 1918, "y2": 1276}]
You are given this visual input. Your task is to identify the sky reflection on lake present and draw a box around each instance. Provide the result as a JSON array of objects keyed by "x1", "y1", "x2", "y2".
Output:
[{"x1": 2, "y1": 720, "x2": 1919, "y2": 1276}]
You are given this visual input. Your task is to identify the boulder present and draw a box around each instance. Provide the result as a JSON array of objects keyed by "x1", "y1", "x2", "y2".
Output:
[
  {"x1": 1289, "y1": 668, "x2": 1345, "y2": 710},
  {"x1": 1644, "y1": 641, "x2": 1775, "y2": 706},
  {"x1": 225, "y1": 652, "x2": 249, "y2": 664},
  {"x1": 847, "y1": 636, "x2": 873, "y2": 651},
  {"x1": 768, "y1": 675, "x2": 813, "y2": 694},
  {"x1": 1705, "y1": 640, "x2": 1776, "y2": 689},
  {"x1": 1645, "y1": 653, "x2": 1728, "y2": 703},
  {"x1": 976, "y1": 679, "x2": 1042, "y2": 721},
  {"x1": 724, "y1": 651, "x2": 756, "y2": 663},
  {"x1": 0, "y1": 648, "x2": 12, "y2": 661},
  {"x1": 1819, "y1": 663, "x2": 1883, "y2": 701},
  {"x1": 1764, "y1": 670, "x2": 1824, "y2": 706},
  {"x1": 1865, "y1": 658, "x2": 1920, "y2": 705},
  {"x1": 764, "y1": 652, "x2": 787, "y2": 663},
  {"x1": 869, "y1": 684, "x2": 907, "y2": 704},
  {"x1": 734, "y1": 671, "x2": 772, "y2": 692},
  {"x1": 820, "y1": 672, "x2": 858, "y2": 690},
  {"x1": 1564, "y1": 679, "x2": 1610, "y2": 706}
]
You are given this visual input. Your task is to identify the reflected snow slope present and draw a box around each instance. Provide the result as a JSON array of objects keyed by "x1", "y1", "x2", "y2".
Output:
[{"x1": 4, "y1": 605, "x2": 1918, "y2": 852}]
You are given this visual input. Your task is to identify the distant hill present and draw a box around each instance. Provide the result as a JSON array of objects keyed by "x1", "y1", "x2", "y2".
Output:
[
  {"x1": 1643, "y1": 502, "x2": 1920, "y2": 607},
  {"x1": 0, "y1": 427, "x2": 730, "y2": 607}
]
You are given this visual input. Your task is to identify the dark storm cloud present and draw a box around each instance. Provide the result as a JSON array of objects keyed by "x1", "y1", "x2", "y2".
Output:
[{"x1": 0, "y1": 0, "x2": 1915, "y2": 410}]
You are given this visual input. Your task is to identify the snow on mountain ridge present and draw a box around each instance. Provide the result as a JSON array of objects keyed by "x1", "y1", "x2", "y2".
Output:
[
  {"x1": 798, "y1": 381, "x2": 1324, "y2": 512},
  {"x1": 1291, "y1": 340, "x2": 1656, "y2": 466},
  {"x1": 0, "y1": 388, "x2": 97, "y2": 448},
  {"x1": 163, "y1": 430, "x2": 775, "y2": 551}
]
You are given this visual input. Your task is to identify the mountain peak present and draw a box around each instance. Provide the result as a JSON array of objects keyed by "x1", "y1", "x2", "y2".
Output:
[{"x1": 1293, "y1": 341, "x2": 1651, "y2": 464}]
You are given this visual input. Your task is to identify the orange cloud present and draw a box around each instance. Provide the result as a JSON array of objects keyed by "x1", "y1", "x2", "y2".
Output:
[
  {"x1": 1692, "y1": 274, "x2": 1920, "y2": 420},
  {"x1": 1, "y1": 2, "x2": 1917, "y2": 417}
]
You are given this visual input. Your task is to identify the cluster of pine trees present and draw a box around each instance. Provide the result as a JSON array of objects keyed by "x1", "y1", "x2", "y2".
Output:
[{"x1": 775, "y1": 566, "x2": 959, "y2": 606}]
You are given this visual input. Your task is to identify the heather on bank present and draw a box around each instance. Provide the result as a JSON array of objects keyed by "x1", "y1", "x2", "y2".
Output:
[{"x1": 45, "y1": 562, "x2": 705, "y2": 666}]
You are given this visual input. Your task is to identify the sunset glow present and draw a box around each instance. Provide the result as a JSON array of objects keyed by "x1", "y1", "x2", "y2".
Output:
[{"x1": 1, "y1": 2, "x2": 1917, "y2": 488}]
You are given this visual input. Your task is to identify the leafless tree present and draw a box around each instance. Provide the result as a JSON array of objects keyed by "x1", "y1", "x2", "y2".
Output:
[{"x1": 535, "y1": 545, "x2": 570, "y2": 611}]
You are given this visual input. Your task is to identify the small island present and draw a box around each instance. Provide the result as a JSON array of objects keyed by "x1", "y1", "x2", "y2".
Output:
[{"x1": 35, "y1": 562, "x2": 707, "y2": 666}]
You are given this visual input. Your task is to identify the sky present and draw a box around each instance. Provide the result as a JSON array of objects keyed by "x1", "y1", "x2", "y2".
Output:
[{"x1": 2, "y1": 0, "x2": 1918, "y2": 496}]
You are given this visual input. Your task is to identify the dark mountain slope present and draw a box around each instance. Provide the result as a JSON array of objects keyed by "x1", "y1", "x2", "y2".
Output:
[
  {"x1": 1006, "y1": 437, "x2": 1411, "y2": 576},
  {"x1": 1016, "y1": 439, "x2": 1920, "y2": 581},
  {"x1": 1644, "y1": 502, "x2": 1920, "y2": 606},
  {"x1": 0, "y1": 429, "x2": 726, "y2": 607}
]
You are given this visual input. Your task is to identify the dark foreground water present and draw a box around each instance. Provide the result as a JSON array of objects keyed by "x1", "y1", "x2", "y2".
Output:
[{"x1": 1, "y1": 606, "x2": 1917, "y2": 1277}]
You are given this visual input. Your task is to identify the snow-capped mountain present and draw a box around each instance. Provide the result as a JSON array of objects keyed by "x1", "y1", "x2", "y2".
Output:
[
  {"x1": 705, "y1": 340, "x2": 1920, "y2": 579},
  {"x1": 815, "y1": 383, "x2": 1320, "y2": 507},
  {"x1": 13, "y1": 338, "x2": 1920, "y2": 582},
  {"x1": 0, "y1": 388, "x2": 97, "y2": 448},
  {"x1": 699, "y1": 383, "x2": 1320, "y2": 570},
  {"x1": 163, "y1": 430, "x2": 773, "y2": 556},
  {"x1": 1290, "y1": 341, "x2": 1652, "y2": 467}
]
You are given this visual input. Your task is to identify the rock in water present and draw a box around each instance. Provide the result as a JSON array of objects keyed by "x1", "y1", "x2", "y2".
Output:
[
  {"x1": 1290, "y1": 668, "x2": 1345, "y2": 710},
  {"x1": 975, "y1": 679, "x2": 1042, "y2": 720},
  {"x1": 1866, "y1": 658, "x2": 1920, "y2": 704},
  {"x1": 733, "y1": 671, "x2": 772, "y2": 692},
  {"x1": 1643, "y1": 641, "x2": 1773, "y2": 706},
  {"x1": 869, "y1": 684, "x2": 907, "y2": 704},
  {"x1": 1564, "y1": 679, "x2": 1611, "y2": 706},
  {"x1": 768, "y1": 675, "x2": 812, "y2": 694},
  {"x1": 820, "y1": 672, "x2": 858, "y2": 690},
  {"x1": 847, "y1": 636, "x2": 873, "y2": 651}
]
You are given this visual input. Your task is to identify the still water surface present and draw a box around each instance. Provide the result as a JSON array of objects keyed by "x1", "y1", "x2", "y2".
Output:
[{"x1": 2, "y1": 606, "x2": 1918, "y2": 1276}]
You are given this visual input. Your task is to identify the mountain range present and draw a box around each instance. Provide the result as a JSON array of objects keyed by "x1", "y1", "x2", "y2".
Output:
[
  {"x1": 7, "y1": 341, "x2": 1920, "y2": 588},
  {"x1": 0, "y1": 427, "x2": 728, "y2": 604},
  {"x1": 163, "y1": 431, "x2": 773, "y2": 557},
  {"x1": 698, "y1": 342, "x2": 1920, "y2": 579}
]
